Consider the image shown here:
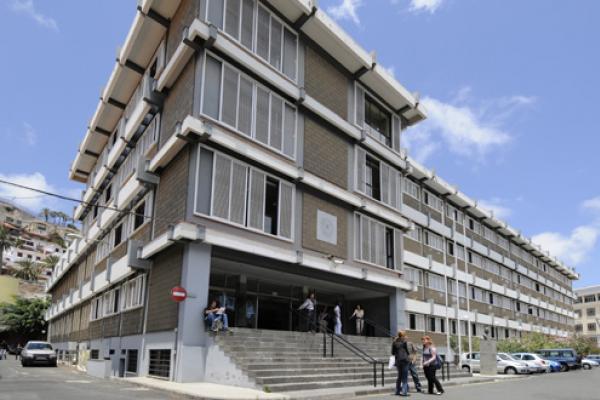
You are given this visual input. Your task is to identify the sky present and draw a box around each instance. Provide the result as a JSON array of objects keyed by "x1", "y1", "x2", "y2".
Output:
[{"x1": 0, "y1": 0, "x2": 599, "y2": 288}]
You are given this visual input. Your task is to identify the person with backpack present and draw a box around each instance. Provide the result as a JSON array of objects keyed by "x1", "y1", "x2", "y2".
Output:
[
  {"x1": 391, "y1": 331, "x2": 410, "y2": 396},
  {"x1": 421, "y1": 336, "x2": 444, "y2": 395}
]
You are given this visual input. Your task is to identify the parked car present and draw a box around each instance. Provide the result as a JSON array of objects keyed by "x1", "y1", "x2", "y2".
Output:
[
  {"x1": 461, "y1": 352, "x2": 529, "y2": 375},
  {"x1": 20, "y1": 341, "x2": 57, "y2": 367},
  {"x1": 511, "y1": 353, "x2": 547, "y2": 373},
  {"x1": 545, "y1": 359, "x2": 563, "y2": 372},
  {"x1": 582, "y1": 358, "x2": 600, "y2": 369},
  {"x1": 537, "y1": 349, "x2": 580, "y2": 371},
  {"x1": 585, "y1": 354, "x2": 600, "y2": 362}
]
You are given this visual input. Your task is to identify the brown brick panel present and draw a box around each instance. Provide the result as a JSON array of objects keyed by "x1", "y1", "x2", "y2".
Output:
[
  {"x1": 446, "y1": 255, "x2": 456, "y2": 267},
  {"x1": 103, "y1": 315, "x2": 120, "y2": 338},
  {"x1": 89, "y1": 320, "x2": 103, "y2": 340},
  {"x1": 423, "y1": 247, "x2": 443, "y2": 264},
  {"x1": 120, "y1": 308, "x2": 144, "y2": 337},
  {"x1": 110, "y1": 241, "x2": 128, "y2": 263},
  {"x1": 95, "y1": 258, "x2": 109, "y2": 274},
  {"x1": 403, "y1": 194, "x2": 420, "y2": 212},
  {"x1": 426, "y1": 208, "x2": 442, "y2": 223},
  {"x1": 301, "y1": 191, "x2": 349, "y2": 259},
  {"x1": 153, "y1": 147, "x2": 190, "y2": 236},
  {"x1": 159, "y1": 60, "x2": 195, "y2": 146},
  {"x1": 470, "y1": 301, "x2": 492, "y2": 315},
  {"x1": 423, "y1": 288, "x2": 446, "y2": 306},
  {"x1": 455, "y1": 223, "x2": 465, "y2": 234},
  {"x1": 457, "y1": 260, "x2": 466, "y2": 272},
  {"x1": 304, "y1": 45, "x2": 348, "y2": 120},
  {"x1": 146, "y1": 245, "x2": 183, "y2": 332},
  {"x1": 166, "y1": 0, "x2": 198, "y2": 61},
  {"x1": 130, "y1": 223, "x2": 151, "y2": 244},
  {"x1": 303, "y1": 117, "x2": 349, "y2": 189},
  {"x1": 403, "y1": 237, "x2": 421, "y2": 256}
]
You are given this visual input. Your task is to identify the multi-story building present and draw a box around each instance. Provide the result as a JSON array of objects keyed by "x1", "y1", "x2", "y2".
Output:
[
  {"x1": 45, "y1": 0, "x2": 578, "y2": 384},
  {"x1": 574, "y1": 286, "x2": 600, "y2": 346}
]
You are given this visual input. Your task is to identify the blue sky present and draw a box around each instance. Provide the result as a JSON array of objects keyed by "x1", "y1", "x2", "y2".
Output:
[{"x1": 0, "y1": 0, "x2": 598, "y2": 288}]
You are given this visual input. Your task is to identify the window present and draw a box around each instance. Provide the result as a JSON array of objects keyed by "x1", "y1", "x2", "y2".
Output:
[
  {"x1": 365, "y1": 155, "x2": 381, "y2": 201},
  {"x1": 355, "y1": 213, "x2": 401, "y2": 269},
  {"x1": 407, "y1": 313, "x2": 425, "y2": 331},
  {"x1": 90, "y1": 349, "x2": 100, "y2": 360},
  {"x1": 467, "y1": 218, "x2": 480, "y2": 233},
  {"x1": 584, "y1": 295, "x2": 597, "y2": 303},
  {"x1": 423, "y1": 191, "x2": 444, "y2": 212},
  {"x1": 122, "y1": 275, "x2": 146, "y2": 311},
  {"x1": 406, "y1": 225, "x2": 422, "y2": 242},
  {"x1": 90, "y1": 296, "x2": 103, "y2": 321},
  {"x1": 201, "y1": 55, "x2": 297, "y2": 158},
  {"x1": 456, "y1": 245, "x2": 465, "y2": 261},
  {"x1": 427, "y1": 273, "x2": 445, "y2": 292},
  {"x1": 588, "y1": 323, "x2": 597, "y2": 332},
  {"x1": 103, "y1": 288, "x2": 121, "y2": 317},
  {"x1": 403, "y1": 178, "x2": 421, "y2": 200},
  {"x1": 133, "y1": 201, "x2": 146, "y2": 231},
  {"x1": 446, "y1": 205, "x2": 464, "y2": 224},
  {"x1": 148, "y1": 349, "x2": 171, "y2": 379},
  {"x1": 364, "y1": 95, "x2": 391, "y2": 146},
  {"x1": 587, "y1": 308, "x2": 596, "y2": 317},
  {"x1": 483, "y1": 226, "x2": 495, "y2": 242},
  {"x1": 356, "y1": 148, "x2": 399, "y2": 209},
  {"x1": 206, "y1": 1, "x2": 298, "y2": 80},
  {"x1": 126, "y1": 350, "x2": 139, "y2": 374},
  {"x1": 113, "y1": 224, "x2": 123, "y2": 247},
  {"x1": 575, "y1": 324, "x2": 583, "y2": 332},
  {"x1": 429, "y1": 317, "x2": 436, "y2": 332},
  {"x1": 409, "y1": 313, "x2": 417, "y2": 330},
  {"x1": 105, "y1": 184, "x2": 112, "y2": 204},
  {"x1": 467, "y1": 251, "x2": 482, "y2": 267},
  {"x1": 196, "y1": 148, "x2": 294, "y2": 239},
  {"x1": 447, "y1": 241, "x2": 455, "y2": 256},
  {"x1": 404, "y1": 266, "x2": 422, "y2": 286},
  {"x1": 424, "y1": 230, "x2": 444, "y2": 252}
]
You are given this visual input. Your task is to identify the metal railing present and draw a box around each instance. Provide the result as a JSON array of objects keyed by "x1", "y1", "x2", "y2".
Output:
[{"x1": 293, "y1": 309, "x2": 386, "y2": 387}]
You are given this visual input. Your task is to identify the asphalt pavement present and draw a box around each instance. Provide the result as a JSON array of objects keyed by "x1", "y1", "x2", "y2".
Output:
[
  {"x1": 358, "y1": 367, "x2": 600, "y2": 400},
  {"x1": 0, "y1": 358, "x2": 176, "y2": 400}
]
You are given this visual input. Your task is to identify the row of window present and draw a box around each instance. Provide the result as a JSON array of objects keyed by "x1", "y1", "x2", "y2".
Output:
[
  {"x1": 90, "y1": 275, "x2": 146, "y2": 321},
  {"x1": 406, "y1": 313, "x2": 523, "y2": 339},
  {"x1": 575, "y1": 323, "x2": 597, "y2": 332},
  {"x1": 202, "y1": 54, "x2": 297, "y2": 159}
]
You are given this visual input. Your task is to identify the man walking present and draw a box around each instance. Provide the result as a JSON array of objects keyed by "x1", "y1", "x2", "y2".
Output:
[
  {"x1": 298, "y1": 293, "x2": 317, "y2": 332},
  {"x1": 408, "y1": 339, "x2": 423, "y2": 393}
]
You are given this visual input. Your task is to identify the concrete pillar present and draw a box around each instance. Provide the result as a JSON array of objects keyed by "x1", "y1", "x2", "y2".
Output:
[
  {"x1": 173, "y1": 242, "x2": 212, "y2": 383},
  {"x1": 390, "y1": 288, "x2": 407, "y2": 334}
]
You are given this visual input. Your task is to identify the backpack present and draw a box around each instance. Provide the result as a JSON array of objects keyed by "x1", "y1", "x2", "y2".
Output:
[
  {"x1": 395, "y1": 340, "x2": 409, "y2": 362},
  {"x1": 434, "y1": 354, "x2": 442, "y2": 370}
]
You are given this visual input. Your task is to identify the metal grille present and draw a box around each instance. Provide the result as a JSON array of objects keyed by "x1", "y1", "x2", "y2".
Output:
[
  {"x1": 148, "y1": 349, "x2": 171, "y2": 379},
  {"x1": 212, "y1": 154, "x2": 232, "y2": 219},
  {"x1": 269, "y1": 95, "x2": 283, "y2": 151},
  {"x1": 278, "y1": 182, "x2": 293, "y2": 239},
  {"x1": 126, "y1": 349, "x2": 138, "y2": 374}
]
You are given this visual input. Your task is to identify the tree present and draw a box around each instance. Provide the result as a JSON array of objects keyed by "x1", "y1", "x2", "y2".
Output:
[
  {"x1": 42, "y1": 255, "x2": 60, "y2": 271},
  {"x1": 39, "y1": 208, "x2": 51, "y2": 223},
  {"x1": 48, "y1": 231, "x2": 66, "y2": 248},
  {"x1": 0, "y1": 226, "x2": 13, "y2": 269},
  {"x1": 0, "y1": 297, "x2": 49, "y2": 340},
  {"x1": 10, "y1": 260, "x2": 43, "y2": 282}
]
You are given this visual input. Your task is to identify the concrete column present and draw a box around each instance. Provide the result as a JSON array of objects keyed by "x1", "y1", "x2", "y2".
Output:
[
  {"x1": 390, "y1": 288, "x2": 407, "y2": 334},
  {"x1": 173, "y1": 242, "x2": 212, "y2": 383}
]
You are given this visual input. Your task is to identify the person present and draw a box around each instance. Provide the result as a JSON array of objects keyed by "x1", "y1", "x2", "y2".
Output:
[
  {"x1": 407, "y1": 340, "x2": 422, "y2": 393},
  {"x1": 204, "y1": 300, "x2": 229, "y2": 331},
  {"x1": 333, "y1": 302, "x2": 342, "y2": 335},
  {"x1": 351, "y1": 305, "x2": 365, "y2": 335},
  {"x1": 15, "y1": 343, "x2": 23, "y2": 360},
  {"x1": 318, "y1": 307, "x2": 329, "y2": 333},
  {"x1": 245, "y1": 299, "x2": 255, "y2": 328},
  {"x1": 0, "y1": 348, "x2": 5, "y2": 360},
  {"x1": 391, "y1": 331, "x2": 410, "y2": 397},
  {"x1": 421, "y1": 336, "x2": 444, "y2": 395},
  {"x1": 298, "y1": 293, "x2": 317, "y2": 332}
]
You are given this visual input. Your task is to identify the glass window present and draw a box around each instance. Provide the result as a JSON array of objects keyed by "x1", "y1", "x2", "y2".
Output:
[
  {"x1": 365, "y1": 155, "x2": 381, "y2": 201},
  {"x1": 264, "y1": 177, "x2": 279, "y2": 235},
  {"x1": 202, "y1": 56, "x2": 222, "y2": 119},
  {"x1": 364, "y1": 95, "x2": 391, "y2": 146},
  {"x1": 133, "y1": 201, "x2": 146, "y2": 231}
]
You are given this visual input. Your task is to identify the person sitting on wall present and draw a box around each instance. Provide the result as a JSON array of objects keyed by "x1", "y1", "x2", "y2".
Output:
[{"x1": 204, "y1": 300, "x2": 229, "y2": 332}]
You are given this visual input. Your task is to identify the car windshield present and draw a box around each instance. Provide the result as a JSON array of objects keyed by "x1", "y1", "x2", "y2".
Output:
[{"x1": 26, "y1": 343, "x2": 52, "y2": 350}]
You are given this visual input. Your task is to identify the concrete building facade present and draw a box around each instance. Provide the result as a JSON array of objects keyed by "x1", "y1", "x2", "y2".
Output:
[
  {"x1": 45, "y1": 0, "x2": 578, "y2": 384},
  {"x1": 574, "y1": 286, "x2": 600, "y2": 346}
]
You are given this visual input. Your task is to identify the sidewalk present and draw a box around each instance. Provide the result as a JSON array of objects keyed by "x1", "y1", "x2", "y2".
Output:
[
  {"x1": 124, "y1": 373, "x2": 528, "y2": 400},
  {"x1": 125, "y1": 377, "x2": 289, "y2": 400}
]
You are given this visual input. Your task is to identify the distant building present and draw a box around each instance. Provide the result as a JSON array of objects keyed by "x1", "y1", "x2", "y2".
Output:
[{"x1": 574, "y1": 286, "x2": 600, "y2": 346}]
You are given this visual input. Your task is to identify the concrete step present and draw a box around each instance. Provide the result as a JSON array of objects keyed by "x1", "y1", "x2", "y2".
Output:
[{"x1": 264, "y1": 378, "x2": 387, "y2": 392}]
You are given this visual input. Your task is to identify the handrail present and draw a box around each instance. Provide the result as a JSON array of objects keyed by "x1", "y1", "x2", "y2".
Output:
[
  {"x1": 292, "y1": 308, "x2": 386, "y2": 387},
  {"x1": 361, "y1": 316, "x2": 393, "y2": 338}
]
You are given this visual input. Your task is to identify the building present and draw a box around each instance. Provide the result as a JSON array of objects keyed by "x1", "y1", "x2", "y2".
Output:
[
  {"x1": 45, "y1": 0, "x2": 578, "y2": 385},
  {"x1": 574, "y1": 286, "x2": 600, "y2": 346}
]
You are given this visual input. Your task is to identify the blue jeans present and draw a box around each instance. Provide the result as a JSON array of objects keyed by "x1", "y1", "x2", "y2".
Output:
[
  {"x1": 205, "y1": 312, "x2": 229, "y2": 330},
  {"x1": 409, "y1": 362, "x2": 422, "y2": 391},
  {"x1": 396, "y1": 361, "x2": 409, "y2": 395}
]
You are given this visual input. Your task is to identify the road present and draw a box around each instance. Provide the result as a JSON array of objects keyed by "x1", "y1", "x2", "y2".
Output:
[
  {"x1": 361, "y1": 368, "x2": 600, "y2": 400},
  {"x1": 0, "y1": 358, "x2": 178, "y2": 400}
]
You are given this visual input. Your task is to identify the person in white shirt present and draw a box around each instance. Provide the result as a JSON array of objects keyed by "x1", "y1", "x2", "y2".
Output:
[
  {"x1": 298, "y1": 293, "x2": 317, "y2": 332},
  {"x1": 351, "y1": 305, "x2": 365, "y2": 335},
  {"x1": 334, "y1": 302, "x2": 342, "y2": 335}
]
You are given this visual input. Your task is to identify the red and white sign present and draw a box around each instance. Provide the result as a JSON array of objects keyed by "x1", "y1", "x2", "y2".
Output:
[{"x1": 171, "y1": 286, "x2": 188, "y2": 302}]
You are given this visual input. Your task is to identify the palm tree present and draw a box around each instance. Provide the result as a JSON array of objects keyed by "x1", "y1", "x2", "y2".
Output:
[
  {"x1": 42, "y1": 254, "x2": 60, "y2": 271},
  {"x1": 11, "y1": 260, "x2": 43, "y2": 282},
  {"x1": 0, "y1": 226, "x2": 13, "y2": 269},
  {"x1": 39, "y1": 208, "x2": 51, "y2": 223}
]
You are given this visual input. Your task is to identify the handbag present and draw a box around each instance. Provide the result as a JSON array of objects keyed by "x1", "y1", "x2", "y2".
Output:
[{"x1": 388, "y1": 355, "x2": 396, "y2": 369}]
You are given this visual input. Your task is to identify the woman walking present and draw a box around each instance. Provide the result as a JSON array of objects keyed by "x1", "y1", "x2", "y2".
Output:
[
  {"x1": 333, "y1": 302, "x2": 342, "y2": 335},
  {"x1": 351, "y1": 305, "x2": 365, "y2": 335},
  {"x1": 421, "y1": 336, "x2": 444, "y2": 395},
  {"x1": 391, "y1": 331, "x2": 410, "y2": 396}
]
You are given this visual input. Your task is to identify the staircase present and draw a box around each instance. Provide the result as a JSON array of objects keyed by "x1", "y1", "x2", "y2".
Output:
[{"x1": 213, "y1": 328, "x2": 472, "y2": 394}]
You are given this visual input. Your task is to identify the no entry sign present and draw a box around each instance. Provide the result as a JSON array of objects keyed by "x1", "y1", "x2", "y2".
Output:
[{"x1": 171, "y1": 286, "x2": 187, "y2": 302}]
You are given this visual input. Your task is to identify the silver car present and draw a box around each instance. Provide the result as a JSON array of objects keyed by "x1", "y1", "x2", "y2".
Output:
[
  {"x1": 511, "y1": 352, "x2": 547, "y2": 373},
  {"x1": 461, "y1": 352, "x2": 529, "y2": 375},
  {"x1": 20, "y1": 341, "x2": 57, "y2": 367}
]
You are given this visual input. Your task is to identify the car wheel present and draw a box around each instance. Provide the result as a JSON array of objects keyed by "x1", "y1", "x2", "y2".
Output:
[
  {"x1": 583, "y1": 364, "x2": 591, "y2": 370},
  {"x1": 21, "y1": 361, "x2": 28, "y2": 367},
  {"x1": 560, "y1": 364, "x2": 568, "y2": 372},
  {"x1": 505, "y1": 367, "x2": 517, "y2": 375},
  {"x1": 462, "y1": 365, "x2": 471, "y2": 373}
]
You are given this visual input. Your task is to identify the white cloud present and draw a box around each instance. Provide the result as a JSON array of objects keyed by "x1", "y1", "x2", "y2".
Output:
[
  {"x1": 532, "y1": 227, "x2": 599, "y2": 266},
  {"x1": 11, "y1": 0, "x2": 58, "y2": 31},
  {"x1": 403, "y1": 88, "x2": 535, "y2": 163},
  {"x1": 477, "y1": 199, "x2": 512, "y2": 220},
  {"x1": 408, "y1": 0, "x2": 444, "y2": 14},
  {"x1": 23, "y1": 122, "x2": 37, "y2": 146},
  {"x1": 327, "y1": 0, "x2": 363, "y2": 25},
  {"x1": 582, "y1": 196, "x2": 600, "y2": 213},
  {"x1": 0, "y1": 172, "x2": 55, "y2": 211}
]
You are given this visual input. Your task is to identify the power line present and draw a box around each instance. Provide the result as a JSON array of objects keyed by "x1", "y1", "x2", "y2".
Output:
[{"x1": 0, "y1": 178, "x2": 163, "y2": 223}]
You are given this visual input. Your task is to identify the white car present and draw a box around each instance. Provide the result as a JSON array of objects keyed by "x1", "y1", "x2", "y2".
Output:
[
  {"x1": 511, "y1": 353, "x2": 548, "y2": 373},
  {"x1": 20, "y1": 341, "x2": 57, "y2": 367},
  {"x1": 461, "y1": 352, "x2": 529, "y2": 375},
  {"x1": 582, "y1": 358, "x2": 600, "y2": 369}
]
